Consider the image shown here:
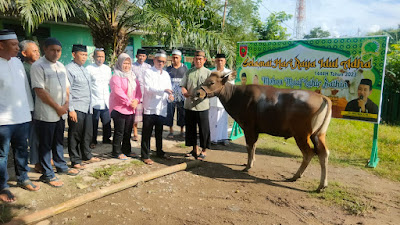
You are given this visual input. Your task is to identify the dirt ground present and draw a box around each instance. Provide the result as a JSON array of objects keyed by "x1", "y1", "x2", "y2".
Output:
[{"x1": 3, "y1": 128, "x2": 400, "y2": 225}]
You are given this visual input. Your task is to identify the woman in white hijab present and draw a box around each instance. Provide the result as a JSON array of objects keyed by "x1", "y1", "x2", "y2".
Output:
[{"x1": 109, "y1": 53, "x2": 142, "y2": 160}]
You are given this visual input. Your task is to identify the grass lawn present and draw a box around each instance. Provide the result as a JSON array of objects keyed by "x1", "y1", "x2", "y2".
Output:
[{"x1": 256, "y1": 118, "x2": 400, "y2": 182}]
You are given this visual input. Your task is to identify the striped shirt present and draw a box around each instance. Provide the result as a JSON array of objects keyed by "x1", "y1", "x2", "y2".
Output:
[{"x1": 66, "y1": 61, "x2": 92, "y2": 114}]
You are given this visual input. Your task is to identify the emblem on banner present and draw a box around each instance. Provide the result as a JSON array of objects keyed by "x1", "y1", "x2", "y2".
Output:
[{"x1": 239, "y1": 45, "x2": 248, "y2": 58}]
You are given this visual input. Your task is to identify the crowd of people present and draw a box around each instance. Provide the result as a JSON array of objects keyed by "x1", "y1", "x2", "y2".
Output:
[{"x1": 0, "y1": 29, "x2": 234, "y2": 203}]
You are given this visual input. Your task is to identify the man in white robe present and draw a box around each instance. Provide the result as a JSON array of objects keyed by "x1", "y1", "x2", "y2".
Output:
[{"x1": 209, "y1": 54, "x2": 232, "y2": 146}]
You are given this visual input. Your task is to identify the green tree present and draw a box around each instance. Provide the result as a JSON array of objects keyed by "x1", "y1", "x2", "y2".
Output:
[
  {"x1": 0, "y1": 0, "x2": 75, "y2": 32},
  {"x1": 255, "y1": 11, "x2": 292, "y2": 41},
  {"x1": 143, "y1": 0, "x2": 235, "y2": 66},
  {"x1": 218, "y1": 0, "x2": 261, "y2": 44},
  {"x1": 304, "y1": 27, "x2": 330, "y2": 39},
  {"x1": 369, "y1": 26, "x2": 400, "y2": 92},
  {"x1": 74, "y1": 0, "x2": 143, "y2": 65}
]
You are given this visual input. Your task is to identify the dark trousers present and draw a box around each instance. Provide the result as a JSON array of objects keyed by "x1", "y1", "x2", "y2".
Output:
[
  {"x1": 28, "y1": 119, "x2": 40, "y2": 164},
  {"x1": 165, "y1": 101, "x2": 185, "y2": 127},
  {"x1": 0, "y1": 122, "x2": 30, "y2": 190},
  {"x1": 111, "y1": 110, "x2": 134, "y2": 157},
  {"x1": 141, "y1": 114, "x2": 165, "y2": 159},
  {"x1": 92, "y1": 108, "x2": 112, "y2": 144},
  {"x1": 185, "y1": 109, "x2": 210, "y2": 149},
  {"x1": 36, "y1": 119, "x2": 68, "y2": 180},
  {"x1": 68, "y1": 111, "x2": 93, "y2": 165}
]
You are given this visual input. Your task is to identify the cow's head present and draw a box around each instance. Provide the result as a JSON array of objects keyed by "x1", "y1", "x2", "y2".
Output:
[{"x1": 197, "y1": 71, "x2": 235, "y2": 99}]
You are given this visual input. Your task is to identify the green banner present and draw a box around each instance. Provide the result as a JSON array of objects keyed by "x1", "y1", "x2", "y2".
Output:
[{"x1": 236, "y1": 36, "x2": 389, "y2": 123}]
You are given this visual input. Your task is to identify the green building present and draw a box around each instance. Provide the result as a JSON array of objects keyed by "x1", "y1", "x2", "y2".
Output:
[{"x1": 0, "y1": 18, "x2": 143, "y2": 66}]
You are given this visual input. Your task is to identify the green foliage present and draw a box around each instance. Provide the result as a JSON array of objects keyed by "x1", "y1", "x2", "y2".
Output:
[
  {"x1": 0, "y1": 0, "x2": 75, "y2": 32},
  {"x1": 385, "y1": 43, "x2": 400, "y2": 93},
  {"x1": 304, "y1": 27, "x2": 330, "y2": 39},
  {"x1": 143, "y1": 0, "x2": 235, "y2": 66},
  {"x1": 73, "y1": 0, "x2": 144, "y2": 66},
  {"x1": 91, "y1": 161, "x2": 143, "y2": 179},
  {"x1": 221, "y1": 0, "x2": 261, "y2": 44},
  {"x1": 309, "y1": 182, "x2": 372, "y2": 215},
  {"x1": 368, "y1": 26, "x2": 400, "y2": 93},
  {"x1": 255, "y1": 11, "x2": 292, "y2": 41}
]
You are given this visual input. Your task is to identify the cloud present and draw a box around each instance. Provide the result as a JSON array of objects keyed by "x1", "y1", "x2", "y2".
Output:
[
  {"x1": 368, "y1": 25, "x2": 381, "y2": 33},
  {"x1": 260, "y1": 0, "x2": 400, "y2": 37}
]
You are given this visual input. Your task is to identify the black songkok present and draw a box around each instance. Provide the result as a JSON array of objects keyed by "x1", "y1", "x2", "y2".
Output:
[
  {"x1": 216, "y1": 53, "x2": 226, "y2": 59},
  {"x1": 44, "y1": 37, "x2": 62, "y2": 48},
  {"x1": 360, "y1": 79, "x2": 373, "y2": 90},
  {"x1": 72, "y1": 44, "x2": 87, "y2": 53},
  {"x1": 137, "y1": 48, "x2": 147, "y2": 55}
]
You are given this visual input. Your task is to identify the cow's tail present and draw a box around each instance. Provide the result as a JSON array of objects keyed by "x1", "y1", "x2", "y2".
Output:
[{"x1": 311, "y1": 95, "x2": 332, "y2": 136}]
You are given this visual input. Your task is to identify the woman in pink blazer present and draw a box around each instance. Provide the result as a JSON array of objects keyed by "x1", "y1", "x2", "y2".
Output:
[{"x1": 109, "y1": 53, "x2": 142, "y2": 159}]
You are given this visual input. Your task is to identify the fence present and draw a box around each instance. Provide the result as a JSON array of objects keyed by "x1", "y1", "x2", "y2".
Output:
[{"x1": 381, "y1": 92, "x2": 400, "y2": 125}]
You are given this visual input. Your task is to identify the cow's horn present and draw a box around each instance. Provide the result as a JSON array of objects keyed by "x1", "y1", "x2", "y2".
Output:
[{"x1": 223, "y1": 71, "x2": 232, "y2": 78}]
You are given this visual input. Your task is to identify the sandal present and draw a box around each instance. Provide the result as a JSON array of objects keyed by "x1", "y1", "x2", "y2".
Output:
[
  {"x1": 41, "y1": 176, "x2": 63, "y2": 188},
  {"x1": 58, "y1": 168, "x2": 80, "y2": 176},
  {"x1": 142, "y1": 158, "x2": 154, "y2": 165},
  {"x1": 198, "y1": 153, "x2": 207, "y2": 160},
  {"x1": 131, "y1": 136, "x2": 139, "y2": 141},
  {"x1": 167, "y1": 133, "x2": 174, "y2": 139},
  {"x1": 128, "y1": 153, "x2": 138, "y2": 158},
  {"x1": 87, "y1": 157, "x2": 101, "y2": 163},
  {"x1": 184, "y1": 150, "x2": 197, "y2": 158},
  {"x1": 0, "y1": 189, "x2": 16, "y2": 203},
  {"x1": 116, "y1": 154, "x2": 128, "y2": 160},
  {"x1": 73, "y1": 164, "x2": 87, "y2": 170},
  {"x1": 17, "y1": 180, "x2": 40, "y2": 191},
  {"x1": 157, "y1": 154, "x2": 172, "y2": 160}
]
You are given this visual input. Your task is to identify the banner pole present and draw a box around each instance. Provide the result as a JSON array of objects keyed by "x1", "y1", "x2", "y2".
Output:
[{"x1": 367, "y1": 123, "x2": 379, "y2": 168}]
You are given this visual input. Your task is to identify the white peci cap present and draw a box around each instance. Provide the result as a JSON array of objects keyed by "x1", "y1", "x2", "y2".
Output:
[{"x1": 171, "y1": 49, "x2": 182, "y2": 56}]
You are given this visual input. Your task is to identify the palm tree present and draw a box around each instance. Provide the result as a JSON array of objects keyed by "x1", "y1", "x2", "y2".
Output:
[
  {"x1": 0, "y1": 0, "x2": 75, "y2": 33},
  {"x1": 75, "y1": 0, "x2": 144, "y2": 65},
  {"x1": 143, "y1": 0, "x2": 235, "y2": 67}
]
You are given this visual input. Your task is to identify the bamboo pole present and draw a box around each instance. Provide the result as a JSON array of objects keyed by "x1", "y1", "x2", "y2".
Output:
[{"x1": 7, "y1": 160, "x2": 202, "y2": 225}]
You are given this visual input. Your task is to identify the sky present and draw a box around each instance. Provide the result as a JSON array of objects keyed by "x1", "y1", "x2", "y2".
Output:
[{"x1": 260, "y1": 0, "x2": 400, "y2": 38}]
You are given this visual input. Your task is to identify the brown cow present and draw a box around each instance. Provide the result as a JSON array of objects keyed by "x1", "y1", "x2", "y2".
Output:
[{"x1": 197, "y1": 71, "x2": 332, "y2": 192}]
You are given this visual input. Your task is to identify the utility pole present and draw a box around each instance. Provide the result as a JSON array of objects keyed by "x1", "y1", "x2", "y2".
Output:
[{"x1": 222, "y1": 0, "x2": 228, "y2": 32}]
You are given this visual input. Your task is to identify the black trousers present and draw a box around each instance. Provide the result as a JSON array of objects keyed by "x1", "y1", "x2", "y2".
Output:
[
  {"x1": 141, "y1": 114, "x2": 165, "y2": 159},
  {"x1": 36, "y1": 119, "x2": 68, "y2": 180},
  {"x1": 92, "y1": 108, "x2": 112, "y2": 144},
  {"x1": 68, "y1": 110, "x2": 93, "y2": 165},
  {"x1": 111, "y1": 110, "x2": 134, "y2": 157},
  {"x1": 185, "y1": 109, "x2": 210, "y2": 149}
]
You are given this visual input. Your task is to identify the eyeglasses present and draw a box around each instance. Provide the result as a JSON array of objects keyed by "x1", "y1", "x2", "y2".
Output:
[
  {"x1": 157, "y1": 59, "x2": 166, "y2": 64},
  {"x1": 95, "y1": 48, "x2": 104, "y2": 51}
]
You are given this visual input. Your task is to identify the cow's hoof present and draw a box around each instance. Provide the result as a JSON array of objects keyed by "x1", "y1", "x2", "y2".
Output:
[
  {"x1": 286, "y1": 176, "x2": 298, "y2": 182},
  {"x1": 316, "y1": 185, "x2": 327, "y2": 193}
]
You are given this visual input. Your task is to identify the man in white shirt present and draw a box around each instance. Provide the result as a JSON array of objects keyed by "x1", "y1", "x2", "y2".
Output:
[
  {"x1": 31, "y1": 37, "x2": 79, "y2": 188},
  {"x1": 131, "y1": 48, "x2": 151, "y2": 141},
  {"x1": 141, "y1": 50, "x2": 174, "y2": 165},
  {"x1": 0, "y1": 29, "x2": 39, "y2": 203},
  {"x1": 86, "y1": 48, "x2": 112, "y2": 149},
  {"x1": 209, "y1": 54, "x2": 232, "y2": 146}
]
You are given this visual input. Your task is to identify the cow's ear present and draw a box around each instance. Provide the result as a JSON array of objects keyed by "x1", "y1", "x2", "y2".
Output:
[{"x1": 221, "y1": 73, "x2": 230, "y2": 85}]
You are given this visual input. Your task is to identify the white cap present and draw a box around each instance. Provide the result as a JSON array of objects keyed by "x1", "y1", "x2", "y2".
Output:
[{"x1": 172, "y1": 49, "x2": 182, "y2": 56}]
